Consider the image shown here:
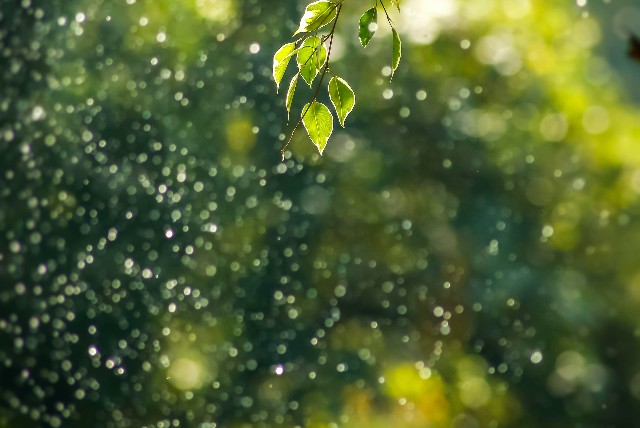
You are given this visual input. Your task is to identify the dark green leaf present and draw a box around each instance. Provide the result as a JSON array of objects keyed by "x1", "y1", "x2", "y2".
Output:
[
  {"x1": 392, "y1": 29, "x2": 402, "y2": 78},
  {"x1": 359, "y1": 8, "x2": 377, "y2": 47}
]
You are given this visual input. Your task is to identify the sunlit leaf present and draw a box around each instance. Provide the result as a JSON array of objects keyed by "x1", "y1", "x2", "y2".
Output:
[
  {"x1": 390, "y1": 0, "x2": 401, "y2": 11},
  {"x1": 328, "y1": 76, "x2": 355, "y2": 127},
  {"x1": 359, "y1": 8, "x2": 377, "y2": 47},
  {"x1": 293, "y1": 0, "x2": 338, "y2": 35},
  {"x1": 301, "y1": 102, "x2": 333, "y2": 155},
  {"x1": 273, "y1": 42, "x2": 297, "y2": 92},
  {"x1": 286, "y1": 74, "x2": 298, "y2": 120},
  {"x1": 297, "y1": 36, "x2": 327, "y2": 86},
  {"x1": 392, "y1": 28, "x2": 402, "y2": 78}
]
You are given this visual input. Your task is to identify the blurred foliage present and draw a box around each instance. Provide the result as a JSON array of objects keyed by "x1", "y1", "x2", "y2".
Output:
[{"x1": 1, "y1": 0, "x2": 640, "y2": 427}]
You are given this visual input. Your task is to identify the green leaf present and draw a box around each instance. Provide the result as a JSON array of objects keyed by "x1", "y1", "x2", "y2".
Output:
[
  {"x1": 358, "y1": 8, "x2": 377, "y2": 47},
  {"x1": 294, "y1": 0, "x2": 338, "y2": 35},
  {"x1": 392, "y1": 29, "x2": 402, "y2": 78},
  {"x1": 297, "y1": 36, "x2": 327, "y2": 86},
  {"x1": 390, "y1": 0, "x2": 401, "y2": 11},
  {"x1": 302, "y1": 102, "x2": 333, "y2": 155},
  {"x1": 286, "y1": 74, "x2": 298, "y2": 121},
  {"x1": 328, "y1": 76, "x2": 355, "y2": 127},
  {"x1": 273, "y1": 42, "x2": 297, "y2": 92}
]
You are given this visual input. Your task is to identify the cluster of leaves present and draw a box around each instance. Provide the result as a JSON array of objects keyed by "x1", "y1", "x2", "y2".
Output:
[{"x1": 273, "y1": 0, "x2": 402, "y2": 159}]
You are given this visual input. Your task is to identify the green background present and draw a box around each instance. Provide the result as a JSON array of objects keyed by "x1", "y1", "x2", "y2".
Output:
[{"x1": 2, "y1": 0, "x2": 640, "y2": 426}]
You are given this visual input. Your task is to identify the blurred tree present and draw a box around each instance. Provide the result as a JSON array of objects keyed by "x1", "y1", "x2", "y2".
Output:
[{"x1": 2, "y1": 1, "x2": 640, "y2": 428}]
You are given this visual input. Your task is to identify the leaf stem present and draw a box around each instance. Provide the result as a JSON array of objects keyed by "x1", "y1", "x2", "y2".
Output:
[
  {"x1": 379, "y1": 0, "x2": 394, "y2": 28},
  {"x1": 281, "y1": 4, "x2": 342, "y2": 160}
]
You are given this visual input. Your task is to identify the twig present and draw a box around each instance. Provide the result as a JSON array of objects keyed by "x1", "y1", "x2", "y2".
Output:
[{"x1": 379, "y1": 0, "x2": 394, "y2": 28}]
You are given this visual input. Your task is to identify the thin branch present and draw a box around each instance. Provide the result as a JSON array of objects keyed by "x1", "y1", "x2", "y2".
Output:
[{"x1": 379, "y1": 0, "x2": 394, "y2": 28}]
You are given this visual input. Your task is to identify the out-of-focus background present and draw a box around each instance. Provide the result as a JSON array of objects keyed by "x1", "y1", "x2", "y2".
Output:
[{"x1": 2, "y1": 0, "x2": 640, "y2": 426}]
